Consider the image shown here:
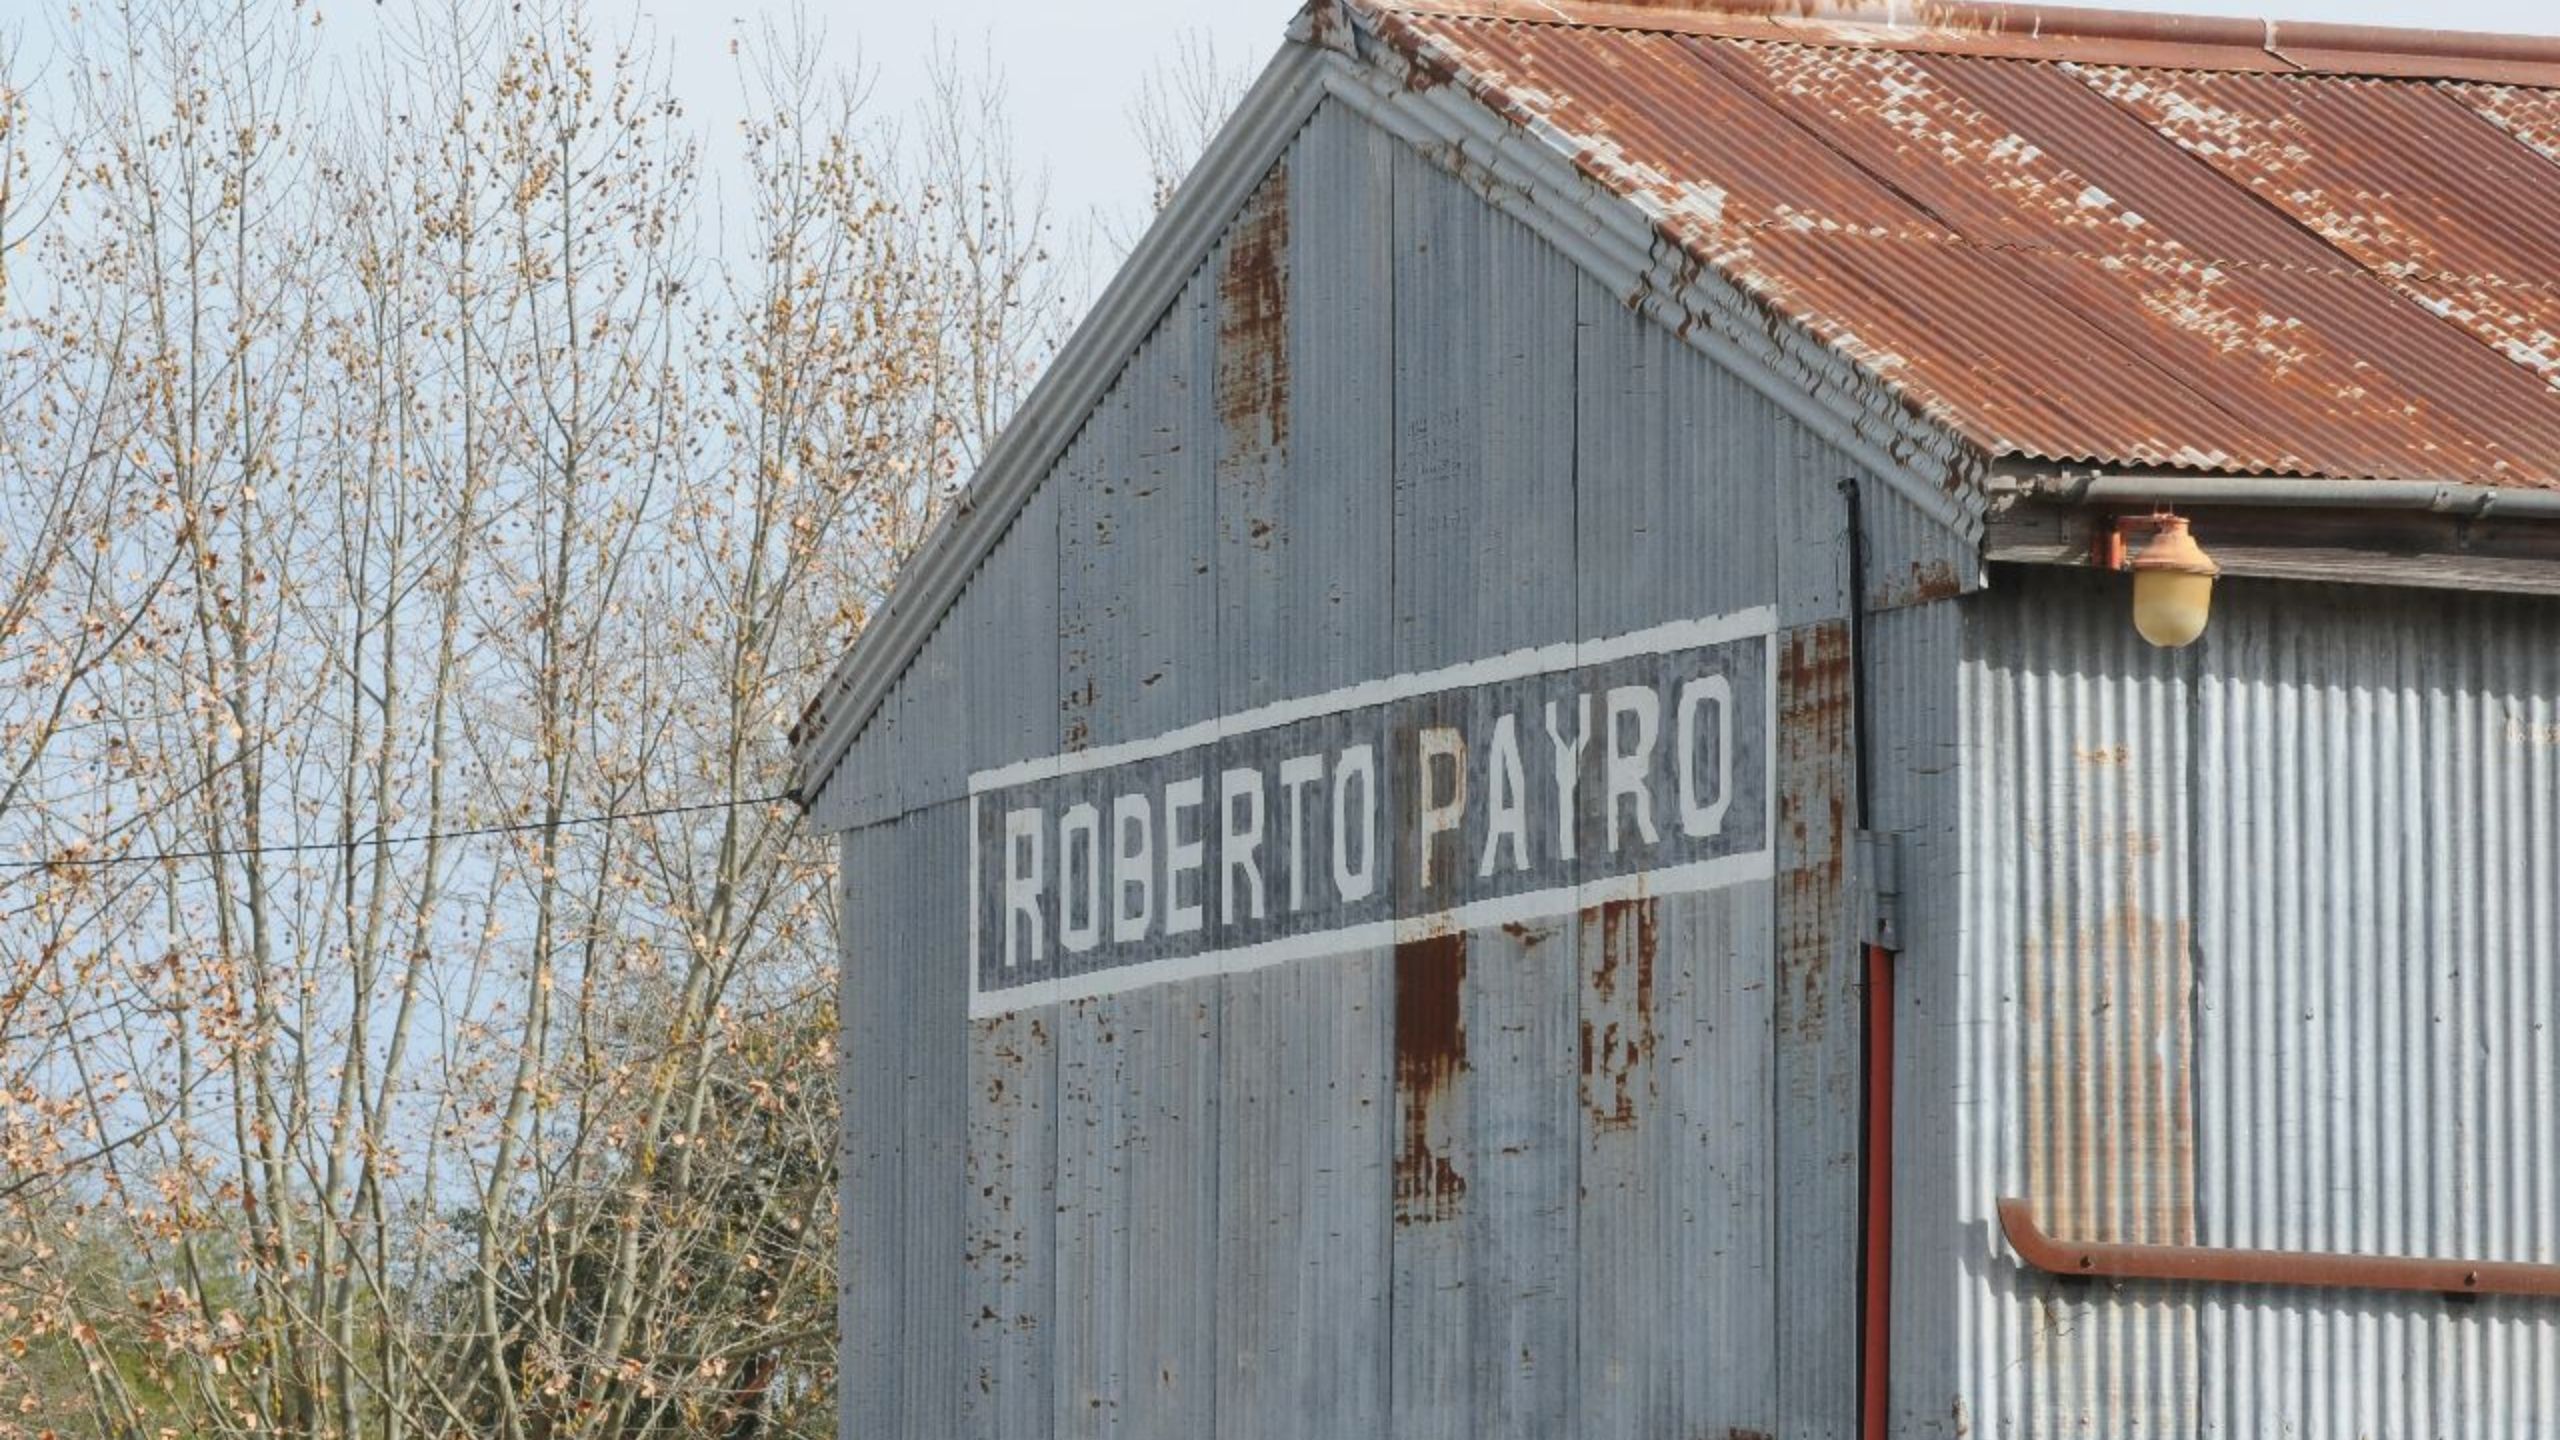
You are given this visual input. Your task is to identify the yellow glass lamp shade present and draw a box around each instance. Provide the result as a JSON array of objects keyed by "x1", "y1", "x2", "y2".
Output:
[{"x1": 2125, "y1": 514, "x2": 2218, "y2": 649}]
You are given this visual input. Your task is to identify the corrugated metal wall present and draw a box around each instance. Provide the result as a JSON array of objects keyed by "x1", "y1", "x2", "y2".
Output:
[
  {"x1": 1923, "y1": 566, "x2": 2560, "y2": 1437},
  {"x1": 827, "y1": 88, "x2": 1977, "y2": 1440}
]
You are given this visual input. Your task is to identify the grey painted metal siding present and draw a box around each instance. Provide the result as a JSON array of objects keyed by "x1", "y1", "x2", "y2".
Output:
[
  {"x1": 829, "y1": 92, "x2": 1971, "y2": 1440},
  {"x1": 1573, "y1": 271, "x2": 1788, "y2": 1435},
  {"x1": 1210, "y1": 106, "x2": 1400, "y2": 1440},
  {"x1": 1044, "y1": 201, "x2": 1227, "y2": 1440},
  {"x1": 1924, "y1": 567, "x2": 2560, "y2": 1438},
  {"x1": 1916, "y1": 575, "x2": 2200, "y2": 1437},
  {"x1": 1382, "y1": 130, "x2": 1583, "y2": 1440},
  {"x1": 839, "y1": 803, "x2": 972, "y2": 1440},
  {"x1": 1859, "y1": 596, "x2": 1975, "y2": 1440}
]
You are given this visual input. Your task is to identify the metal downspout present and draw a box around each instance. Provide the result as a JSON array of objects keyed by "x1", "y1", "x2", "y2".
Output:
[{"x1": 1843, "y1": 477, "x2": 1895, "y2": 1440}]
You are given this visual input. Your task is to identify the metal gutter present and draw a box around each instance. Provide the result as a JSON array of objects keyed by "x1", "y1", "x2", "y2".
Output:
[{"x1": 1993, "y1": 468, "x2": 2560, "y2": 520}]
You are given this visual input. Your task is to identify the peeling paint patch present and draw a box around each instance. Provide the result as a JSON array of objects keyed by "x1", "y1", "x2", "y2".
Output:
[
  {"x1": 1873, "y1": 556, "x2": 1965, "y2": 609},
  {"x1": 1217, "y1": 163, "x2": 1293, "y2": 479},
  {"x1": 1579, "y1": 898, "x2": 1659, "y2": 1133},
  {"x1": 1394, "y1": 930, "x2": 1469, "y2": 1224},
  {"x1": 1775, "y1": 621, "x2": 1852, "y2": 1048}
]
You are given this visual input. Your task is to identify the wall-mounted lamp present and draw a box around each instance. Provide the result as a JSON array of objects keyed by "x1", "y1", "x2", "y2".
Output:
[{"x1": 2102, "y1": 510, "x2": 2219, "y2": 649}]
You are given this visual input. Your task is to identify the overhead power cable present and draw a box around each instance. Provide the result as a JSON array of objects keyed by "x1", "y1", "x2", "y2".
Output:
[{"x1": 0, "y1": 791, "x2": 798, "y2": 870}]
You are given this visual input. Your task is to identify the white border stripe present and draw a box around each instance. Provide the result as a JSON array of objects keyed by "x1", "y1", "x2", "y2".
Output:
[
  {"x1": 967, "y1": 849, "x2": 1775, "y2": 1019},
  {"x1": 966, "y1": 607, "x2": 1778, "y2": 793},
  {"x1": 967, "y1": 791, "x2": 981, "y2": 1018}
]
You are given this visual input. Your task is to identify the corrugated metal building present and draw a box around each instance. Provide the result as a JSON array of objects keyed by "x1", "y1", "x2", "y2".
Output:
[{"x1": 792, "y1": 1, "x2": 2560, "y2": 1434}]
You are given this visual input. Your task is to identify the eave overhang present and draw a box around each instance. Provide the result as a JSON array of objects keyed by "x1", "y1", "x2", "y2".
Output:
[{"x1": 1986, "y1": 464, "x2": 2560, "y2": 598}]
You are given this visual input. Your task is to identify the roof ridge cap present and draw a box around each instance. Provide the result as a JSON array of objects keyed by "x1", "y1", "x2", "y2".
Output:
[{"x1": 1361, "y1": 0, "x2": 2560, "y2": 83}]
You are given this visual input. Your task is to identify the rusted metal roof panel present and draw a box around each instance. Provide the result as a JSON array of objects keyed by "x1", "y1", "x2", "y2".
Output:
[
  {"x1": 2089, "y1": 68, "x2": 2560, "y2": 382},
  {"x1": 1356, "y1": 0, "x2": 2560, "y2": 486}
]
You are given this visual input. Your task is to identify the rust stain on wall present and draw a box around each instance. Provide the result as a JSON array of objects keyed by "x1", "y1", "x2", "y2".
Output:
[
  {"x1": 2021, "y1": 818, "x2": 2199, "y2": 1248},
  {"x1": 1217, "y1": 163, "x2": 1291, "y2": 554},
  {"x1": 1580, "y1": 897, "x2": 1658, "y2": 1132},
  {"x1": 1061, "y1": 673, "x2": 1097, "y2": 752},
  {"x1": 1394, "y1": 930, "x2": 1469, "y2": 1224},
  {"x1": 1873, "y1": 557, "x2": 1965, "y2": 610},
  {"x1": 1775, "y1": 622, "x2": 1852, "y2": 1049}
]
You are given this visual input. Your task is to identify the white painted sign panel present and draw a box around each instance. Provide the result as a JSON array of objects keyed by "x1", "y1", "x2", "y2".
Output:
[{"x1": 966, "y1": 610, "x2": 1778, "y2": 1017}]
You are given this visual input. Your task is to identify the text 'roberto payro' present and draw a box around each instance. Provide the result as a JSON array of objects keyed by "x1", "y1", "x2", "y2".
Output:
[{"x1": 964, "y1": 619, "x2": 1775, "y2": 1012}]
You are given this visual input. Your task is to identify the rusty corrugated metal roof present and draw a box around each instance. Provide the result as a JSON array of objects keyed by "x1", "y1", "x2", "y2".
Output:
[{"x1": 1351, "y1": 0, "x2": 2560, "y2": 485}]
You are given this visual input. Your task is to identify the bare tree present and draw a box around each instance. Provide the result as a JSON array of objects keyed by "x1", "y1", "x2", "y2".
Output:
[
  {"x1": 1099, "y1": 28, "x2": 1255, "y2": 255},
  {"x1": 0, "y1": 3, "x2": 1067, "y2": 1436}
]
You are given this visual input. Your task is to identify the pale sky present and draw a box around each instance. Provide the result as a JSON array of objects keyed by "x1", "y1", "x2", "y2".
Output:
[
  {"x1": 632, "y1": 0, "x2": 2560, "y2": 261},
  {"x1": 11, "y1": 0, "x2": 2559, "y2": 272}
]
